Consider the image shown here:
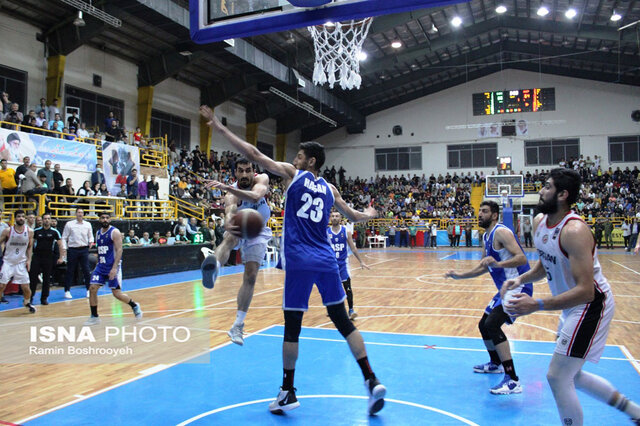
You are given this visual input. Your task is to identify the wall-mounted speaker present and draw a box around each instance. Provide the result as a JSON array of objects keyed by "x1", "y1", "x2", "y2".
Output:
[
  {"x1": 632, "y1": 110, "x2": 640, "y2": 122},
  {"x1": 392, "y1": 125, "x2": 403, "y2": 136}
]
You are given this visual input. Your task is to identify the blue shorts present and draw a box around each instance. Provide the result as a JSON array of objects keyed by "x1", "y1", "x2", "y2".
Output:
[
  {"x1": 283, "y1": 269, "x2": 346, "y2": 311},
  {"x1": 90, "y1": 265, "x2": 122, "y2": 290},
  {"x1": 338, "y1": 262, "x2": 350, "y2": 282}
]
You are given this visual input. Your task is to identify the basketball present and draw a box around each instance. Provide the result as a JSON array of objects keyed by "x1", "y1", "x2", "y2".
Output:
[{"x1": 230, "y1": 209, "x2": 263, "y2": 239}]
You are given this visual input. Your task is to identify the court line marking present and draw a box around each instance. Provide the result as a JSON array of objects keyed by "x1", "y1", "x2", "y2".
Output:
[
  {"x1": 313, "y1": 313, "x2": 558, "y2": 334},
  {"x1": 252, "y1": 332, "x2": 636, "y2": 362},
  {"x1": 620, "y1": 345, "x2": 640, "y2": 375},
  {"x1": 439, "y1": 252, "x2": 457, "y2": 260},
  {"x1": 15, "y1": 324, "x2": 278, "y2": 425},
  {"x1": 176, "y1": 395, "x2": 479, "y2": 426},
  {"x1": 610, "y1": 260, "x2": 640, "y2": 276}
]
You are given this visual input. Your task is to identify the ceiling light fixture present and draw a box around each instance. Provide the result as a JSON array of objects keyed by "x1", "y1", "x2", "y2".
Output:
[
  {"x1": 610, "y1": 11, "x2": 622, "y2": 21},
  {"x1": 564, "y1": 7, "x2": 577, "y2": 18},
  {"x1": 391, "y1": 41, "x2": 402, "y2": 48},
  {"x1": 59, "y1": 0, "x2": 121, "y2": 27},
  {"x1": 451, "y1": 16, "x2": 463, "y2": 27},
  {"x1": 268, "y1": 87, "x2": 336, "y2": 127},
  {"x1": 73, "y1": 10, "x2": 85, "y2": 27},
  {"x1": 428, "y1": 23, "x2": 438, "y2": 34},
  {"x1": 496, "y1": 5, "x2": 507, "y2": 14},
  {"x1": 537, "y1": 5, "x2": 550, "y2": 16}
]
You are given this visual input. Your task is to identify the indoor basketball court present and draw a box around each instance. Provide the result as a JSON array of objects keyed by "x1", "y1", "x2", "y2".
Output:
[{"x1": 0, "y1": 0, "x2": 639, "y2": 425}]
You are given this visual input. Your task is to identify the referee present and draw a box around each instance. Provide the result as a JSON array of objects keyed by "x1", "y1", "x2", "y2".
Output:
[
  {"x1": 29, "y1": 213, "x2": 64, "y2": 305},
  {"x1": 62, "y1": 208, "x2": 94, "y2": 299}
]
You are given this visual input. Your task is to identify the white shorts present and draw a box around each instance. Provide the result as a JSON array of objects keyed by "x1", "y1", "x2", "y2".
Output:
[
  {"x1": 0, "y1": 262, "x2": 29, "y2": 285},
  {"x1": 554, "y1": 290, "x2": 614, "y2": 363},
  {"x1": 235, "y1": 227, "x2": 272, "y2": 264}
]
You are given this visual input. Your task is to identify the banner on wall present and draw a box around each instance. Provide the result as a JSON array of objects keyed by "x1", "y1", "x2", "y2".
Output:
[
  {"x1": 102, "y1": 141, "x2": 140, "y2": 196},
  {"x1": 477, "y1": 123, "x2": 501, "y2": 138},
  {"x1": 0, "y1": 128, "x2": 97, "y2": 171}
]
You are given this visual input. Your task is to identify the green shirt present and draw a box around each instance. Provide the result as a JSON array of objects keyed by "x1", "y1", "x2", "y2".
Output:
[{"x1": 409, "y1": 226, "x2": 417, "y2": 236}]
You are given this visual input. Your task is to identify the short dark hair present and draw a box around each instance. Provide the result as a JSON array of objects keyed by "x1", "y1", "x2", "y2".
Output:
[
  {"x1": 100, "y1": 212, "x2": 111, "y2": 218},
  {"x1": 299, "y1": 141, "x2": 325, "y2": 170},
  {"x1": 549, "y1": 168, "x2": 581, "y2": 205},
  {"x1": 234, "y1": 157, "x2": 253, "y2": 170},
  {"x1": 75, "y1": 207, "x2": 84, "y2": 213},
  {"x1": 14, "y1": 209, "x2": 25, "y2": 217},
  {"x1": 480, "y1": 200, "x2": 500, "y2": 216}
]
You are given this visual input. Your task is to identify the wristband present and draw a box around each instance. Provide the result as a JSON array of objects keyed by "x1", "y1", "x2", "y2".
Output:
[{"x1": 536, "y1": 299, "x2": 544, "y2": 311}]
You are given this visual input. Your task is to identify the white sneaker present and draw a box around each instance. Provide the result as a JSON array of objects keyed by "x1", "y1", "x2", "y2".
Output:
[
  {"x1": 228, "y1": 323, "x2": 244, "y2": 346},
  {"x1": 490, "y1": 375, "x2": 522, "y2": 395},
  {"x1": 84, "y1": 316, "x2": 100, "y2": 326},
  {"x1": 64, "y1": 291, "x2": 72, "y2": 299},
  {"x1": 365, "y1": 377, "x2": 386, "y2": 415},
  {"x1": 268, "y1": 387, "x2": 300, "y2": 414},
  {"x1": 86, "y1": 290, "x2": 90, "y2": 298}
]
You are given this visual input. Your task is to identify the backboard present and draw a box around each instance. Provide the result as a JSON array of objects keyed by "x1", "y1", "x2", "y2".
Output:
[
  {"x1": 190, "y1": 0, "x2": 466, "y2": 43},
  {"x1": 485, "y1": 175, "x2": 524, "y2": 198}
]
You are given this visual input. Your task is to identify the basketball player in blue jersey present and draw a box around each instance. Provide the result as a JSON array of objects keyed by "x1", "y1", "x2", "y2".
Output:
[
  {"x1": 200, "y1": 158, "x2": 272, "y2": 345},
  {"x1": 328, "y1": 210, "x2": 369, "y2": 319},
  {"x1": 503, "y1": 169, "x2": 640, "y2": 425},
  {"x1": 84, "y1": 212, "x2": 142, "y2": 325},
  {"x1": 200, "y1": 105, "x2": 386, "y2": 416},
  {"x1": 445, "y1": 201, "x2": 532, "y2": 395}
]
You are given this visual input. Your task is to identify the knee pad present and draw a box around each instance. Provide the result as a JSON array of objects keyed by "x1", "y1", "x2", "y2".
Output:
[
  {"x1": 478, "y1": 314, "x2": 491, "y2": 341},
  {"x1": 283, "y1": 310, "x2": 303, "y2": 343},
  {"x1": 327, "y1": 303, "x2": 356, "y2": 338},
  {"x1": 484, "y1": 313, "x2": 508, "y2": 345}
]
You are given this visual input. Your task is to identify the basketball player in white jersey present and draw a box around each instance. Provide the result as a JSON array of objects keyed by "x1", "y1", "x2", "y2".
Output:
[
  {"x1": 200, "y1": 157, "x2": 272, "y2": 345},
  {"x1": 0, "y1": 210, "x2": 35, "y2": 313},
  {"x1": 503, "y1": 168, "x2": 640, "y2": 425}
]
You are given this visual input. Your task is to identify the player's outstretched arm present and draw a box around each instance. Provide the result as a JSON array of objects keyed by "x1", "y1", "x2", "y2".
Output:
[
  {"x1": 204, "y1": 174, "x2": 269, "y2": 204},
  {"x1": 346, "y1": 230, "x2": 369, "y2": 269},
  {"x1": 445, "y1": 247, "x2": 489, "y2": 279},
  {"x1": 492, "y1": 227, "x2": 528, "y2": 269},
  {"x1": 331, "y1": 184, "x2": 376, "y2": 223},
  {"x1": 507, "y1": 221, "x2": 596, "y2": 315},
  {"x1": 199, "y1": 106, "x2": 296, "y2": 180}
]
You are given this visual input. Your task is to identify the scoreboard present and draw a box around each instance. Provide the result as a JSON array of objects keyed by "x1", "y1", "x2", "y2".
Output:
[{"x1": 473, "y1": 88, "x2": 555, "y2": 116}]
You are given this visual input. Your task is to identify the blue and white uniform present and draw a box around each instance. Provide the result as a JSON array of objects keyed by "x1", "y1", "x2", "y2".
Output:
[
  {"x1": 281, "y1": 170, "x2": 345, "y2": 311},
  {"x1": 90, "y1": 226, "x2": 122, "y2": 289},
  {"x1": 327, "y1": 225, "x2": 350, "y2": 282},
  {"x1": 483, "y1": 223, "x2": 533, "y2": 322},
  {"x1": 232, "y1": 180, "x2": 273, "y2": 264}
]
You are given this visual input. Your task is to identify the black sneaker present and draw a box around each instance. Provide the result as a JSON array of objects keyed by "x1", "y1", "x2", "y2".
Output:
[
  {"x1": 25, "y1": 303, "x2": 36, "y2": 314},
  {"x1": 268, "y1": 387, "x2": 300, "y2": 414},
  {"x1": 365, "y1": 377, "x2": 386, "y2": 415},
  {"x1": 1, "y1": 296, "x2": 9, "y2": 304},
  {"x1": 41, "y1": 300, "x2": 49, "y2": 305}
]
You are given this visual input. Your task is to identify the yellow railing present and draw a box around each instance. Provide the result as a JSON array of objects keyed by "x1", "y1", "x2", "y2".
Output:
[
  {"x1": 0, "y1": 194, "x2": 37, "y2": 217},
  {"x1": 123, "y1": 199, "x2": 175, "y2": 220},
  {"x1": 523, "y1": 183, "x2": 542, "y2": 193},
  {"x1": 169, "y1": 195, "x2": 206, "y2": 222},
  {"x1": 268, "y1": 216, "x2": 283, "y2": 236},
  {"x1": 0, "y1": 121, "x2": 168, "y2": 169},
  {"x1": 45, "y1": 193, "x2": 123, "y2": 219}
]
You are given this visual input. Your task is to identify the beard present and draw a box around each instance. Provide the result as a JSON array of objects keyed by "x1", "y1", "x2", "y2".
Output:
[
  {"x1": 237, "y1": 178, "x2": 252, "y2": 189},
  {"x1": 15, "y1": 218, "x2": 24, "y2": 226},
  {"x1": 537, "y1": 192, "x2": 559, "y2": 215},
  {"x1": 478, "y1": 217, "x2": 492, "y2": 229},
  {"x1": 100, "y1": 221, "x2": 110, "y2": 228}
]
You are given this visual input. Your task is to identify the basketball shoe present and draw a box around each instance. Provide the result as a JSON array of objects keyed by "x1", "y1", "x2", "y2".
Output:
[
  {"x1": 490, "y1": 375, "x2": 522, "y2": 395},
  {"x1": 228, "y1": 323, "x2": 244, "y2": 345},
  {"x1": 133, "y1": 303, "x2": 143, "y2": 319},
  {"x1": 84, "y1": 316, "x2": 100, "y2": 326},
  {"x1": 365, "y1": 377, "x2": 386, "y2": 415},
  {"x1": 473, "y1": 361, "x2": 504, "y2": 374},
  {"x1": 269, "y1": 387, "x2": 300, "y2": 414},
  {"x1": 201, "y1": 255, "x2": 220, "y2": 289}
]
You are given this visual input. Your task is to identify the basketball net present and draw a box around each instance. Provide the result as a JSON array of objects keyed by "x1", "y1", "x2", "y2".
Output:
[
  {"x1": 308, "y1": 18, "x2": 373, "y2": 90},
  {"x1": 500, "y1": 190, "x2": 510, "y2": 209}
]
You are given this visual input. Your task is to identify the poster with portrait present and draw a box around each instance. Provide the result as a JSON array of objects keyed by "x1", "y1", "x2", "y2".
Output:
[
  {"x1": 0, "y1": 127, "x2": 97, "y2": 171},
  {"x1": 101, "y1": 141, "x2": 140, "y2": 196},
  {"x1": 516, "y1": 119, "x2": 528, "y2": 135},
  {"x1": 477, "y1": 123, "x2": 501, "y2": 138}
]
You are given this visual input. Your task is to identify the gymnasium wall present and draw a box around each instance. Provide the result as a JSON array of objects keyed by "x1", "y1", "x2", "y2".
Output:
[{"x1": 319, "y1": 69, "x2": 640, "y2": 178}]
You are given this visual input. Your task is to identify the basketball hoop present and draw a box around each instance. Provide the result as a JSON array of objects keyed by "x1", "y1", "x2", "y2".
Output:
[
  {"x1": 500, "y1": 189, "x2": 510, "y2": 208},
  {"x1": 307, "y1": 18, "x2": 373, "y2": 90}
]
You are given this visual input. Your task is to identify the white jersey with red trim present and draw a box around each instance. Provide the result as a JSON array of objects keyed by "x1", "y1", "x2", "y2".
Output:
[
  {"x1": 3, "y1": 226, "x2": 30, "y2": 265},
  {"x1": 534, "y1": 211, "x2": 611, "y2": 316}
]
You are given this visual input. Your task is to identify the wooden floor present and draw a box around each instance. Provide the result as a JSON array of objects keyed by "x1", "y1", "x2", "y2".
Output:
[{"x1": 1, "y1": 248, "x2": 639, "y2": 423}]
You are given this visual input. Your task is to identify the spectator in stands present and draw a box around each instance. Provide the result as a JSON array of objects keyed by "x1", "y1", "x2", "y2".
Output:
[
  {"x1": 0, "y1": 159, "x2": 17, "y2": 195},
  {"x1": 60, "y1": 178, "x2": 75, "y2": 204},
  {"x1": 398, "y1": 221, "x2": 409, "y2": 247},
  {"x1": 104, "y1": 111, "x2": 115, "y2": 131},
  {"x1": 151, "y1": 231, "x2": 161, "y2": 245},
  {"x1": 105, "y1": 120, "x2": 122, "y2": 142},
  {"x1": 465, "y1": 222, "x2": 473, "y2": 247},
  {"x1": 76, "y1": 123, "x2": 90, "y2": 139},
  {"x1": 35, "y1": 98, "x2": 48, "y2": 120},
  {"x1": 186, "y1": 217, "x2": 199, "y2": 238},
  {"x1": 593, "y1": 220, "x2": 604, "y2": 249},
  {"x1": 37, "y1": 160, "x2": 54, "y2": 189},
  {"x1": 90, "y1": 167, "x2": 105, "y2": 188},
  {"x1": 75, "y1": 180, "x2": 94, "y2": 206},
  {"x1": 214, "y1": 217, "x2": 224, "y2": 246},
  {"x1": 133, "y1": 127, "x2": 144, "y2": 147},
  {"x1": 175, "y1": 228, "x2": 189, "y2": 244},
  {"x1": 48, "y1": 113, "x2": 64, "y2": 132},
  {"x1": 430, "y1": 222, "x2": 438, "y2": 248},
  {"x1": 47, "y1": 99, "x2": 60, "y2": 120},
  {"x1": 629, "y1": 219, "x2": 639, "y2": 252},
  {"x1": 3, "y1": 103, "x2": 23, "y2": 129},
  {"x1": 22, "y1": 110, "x2": 36, "y2": 128},
  {"x1": 64, "y1": 127, "x2": 77, "y2": 141},
  {"x1": 67, "y1": 110, "x2": 80, "y2": 131},
  {"x1": 20, "y1": 163, "x2": 47, "y2": 197},
  {"x1": 126, "y1": 169, "x2": 139, "y2": 199},
  {"x1": 138, "y1": 175, "x2": 148, "y2": 200},
  {"x1": 35, "y1": 110, "x2": 47, "y2": 129},
  {"x1": 97, "y1": 183, "x2": 109, "y2": 196},
  {"x1": 604, "y1": 217, "x2": 614, "y2": 249},
  {"x1": 200, "y1": 220, "x2": 214, "y2": 245},
  {"x1": 140, "y1": 232, "x2": 152, "y2": 246},
  {"x1": 622, "y1": 220, "x2": 631, "y2": 250},
  {"x1": 1, "y1": 92, "x2": 11, "y2": 116},
  {"x1": 408, "y1": 222, "x2": 417, "y2": 248},
  {"x1": 26, "y1": 213, "x2": 36, "y2": 230},
  {"x1": 116, "y1": 183, "x2": 127, "y2": 198},
  {"x1": 147, "y1": 175, "x2": 159, "y2": 199},
  {"x1": 124, "y1": 229, "x2": 140, "y2": 246},
  {"x1": 52, "y1": 163, "x2": 63, "y2": 193}
]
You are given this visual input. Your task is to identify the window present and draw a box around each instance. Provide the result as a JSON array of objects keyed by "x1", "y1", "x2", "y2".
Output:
[
  {"x1": 375, "y1": 147, "x2": 421, "y2": 171},
  {"x1": 65, "y1": 85, "x2": 124, "y2": 131},
  {"x1": 524, "y1": 138, "x2": 579, "y2": 166},
  {"x1": 151, "y1": 109, "x2": 191, "y2": 149},
  {"x1": 447, "y1": 143, "x2": 497, "y2": 169},
  {"x1": 0, "y1": 65, "x2": 28, "y2": 115},
  {"x1": 609, "y1": 136, "x2": 640, "y2": 163}
]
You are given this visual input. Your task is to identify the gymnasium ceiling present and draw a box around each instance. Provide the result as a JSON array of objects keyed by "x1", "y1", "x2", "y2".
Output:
[{"x1": 1, "y1": 0, "x2": 639, "y2": 139}]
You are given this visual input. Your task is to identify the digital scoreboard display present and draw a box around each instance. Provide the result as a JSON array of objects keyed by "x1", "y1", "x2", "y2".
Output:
[{"x1": 473, "y1": 88, "x2": 555, "y2": 116}]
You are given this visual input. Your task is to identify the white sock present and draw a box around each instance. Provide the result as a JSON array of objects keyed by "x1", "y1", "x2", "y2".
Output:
[
  {"x1": 612, "y1": 393, "x2": 640, "y2": 419},
  {"x1": 234, "y1": 310, "x2": 247, "y2": 326}
]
